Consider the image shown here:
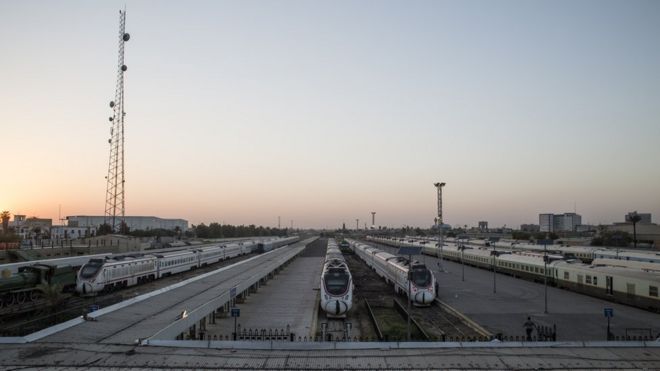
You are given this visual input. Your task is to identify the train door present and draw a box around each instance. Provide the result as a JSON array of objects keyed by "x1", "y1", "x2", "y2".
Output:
[
  {"x1": 606, "y1": 276, "x2": 613, "y2": 295},
  {"x1": 577, "y1": 274, "x2": 583, "y2": 288},
  {"x1": 626, "y1": 283, "x2": 635, "y2": 299}
]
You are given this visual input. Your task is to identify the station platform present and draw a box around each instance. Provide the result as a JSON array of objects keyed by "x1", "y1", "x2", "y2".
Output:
[
  {"x1": 4, "y1": 238, "x2": 315, "y2": 345},
  {"x1": 1, "y1": 340, "x2": 659, "y2": 369},
  {"x1": 206, "y1": 239, "x2": 326, "y2": 339},
  {"x1": 372, "y1": 242, "x2": 660, "y2": 340}
]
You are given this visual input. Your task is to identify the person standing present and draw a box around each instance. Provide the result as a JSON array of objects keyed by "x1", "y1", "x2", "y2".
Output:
[{"x1": 523, "y1": 316, "x2": 536, "y2": 341}]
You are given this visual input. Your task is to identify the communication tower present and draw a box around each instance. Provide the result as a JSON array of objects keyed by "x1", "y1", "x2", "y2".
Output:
[
  {"x1": 104, "y1": 9, "x2": 130, "y2": 232},
  {"x1": 434, "y1": 182, "x2": 446, "y2": 226},
  {"x1": 371, "y1": 212, "x2": 376, "y2": 227}
]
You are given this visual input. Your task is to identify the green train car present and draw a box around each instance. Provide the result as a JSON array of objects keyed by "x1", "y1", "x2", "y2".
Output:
[{"x1": 0, "y1": 264, "x2": 77, "y2": 308}]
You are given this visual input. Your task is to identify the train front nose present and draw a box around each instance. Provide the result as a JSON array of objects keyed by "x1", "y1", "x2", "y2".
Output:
[
  {"x1": 414, "y1": 290, "x2": 435, "y2": 305},
  {"x1": 324, "y1": 300, "x2": 348, "y2": 315}
]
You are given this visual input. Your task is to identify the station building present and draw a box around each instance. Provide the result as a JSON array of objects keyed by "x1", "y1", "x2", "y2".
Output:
[{"x1": 66, "y1": 215, "x2": 188, "y2": 232}]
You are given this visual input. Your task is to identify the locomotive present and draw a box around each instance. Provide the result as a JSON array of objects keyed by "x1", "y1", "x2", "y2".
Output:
[{"x1": 0, "y1": 264, "x2": 77, "y2": 308}]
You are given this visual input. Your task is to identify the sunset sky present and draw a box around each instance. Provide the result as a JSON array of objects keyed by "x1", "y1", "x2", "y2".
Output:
[{"x1": 1, "y1": 1, "x2": 659, "y2": 229}]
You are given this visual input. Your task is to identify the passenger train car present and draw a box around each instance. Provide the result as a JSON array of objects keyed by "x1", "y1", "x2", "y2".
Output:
[
  {"x1": 350, "y1": 239, "x2": 435, "y2": 306},
  {"x1": 367, "y1": 236, "x2": 660, "y2": 312},
  {"x1": 320, "y1": 239, "x2": 353, "y2": 318},
  {"x1": 76, "y1": 239, "x2": 263, "y2": 295},
  {"x1": 255, "y1": 236, "x2": 300, "y2": 253}
]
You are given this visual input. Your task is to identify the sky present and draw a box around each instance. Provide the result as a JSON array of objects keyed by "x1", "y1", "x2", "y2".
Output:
[{"x1": 1, "y1": 0, "x2": 659, "y2": 229}]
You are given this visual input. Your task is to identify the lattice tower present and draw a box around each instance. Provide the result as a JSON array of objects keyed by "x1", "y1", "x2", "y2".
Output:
[{"x1": 104, "y1": 9, "x2": 130, "y2": 232}]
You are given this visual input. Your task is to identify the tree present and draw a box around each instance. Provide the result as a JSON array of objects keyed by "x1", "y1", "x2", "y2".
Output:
[
  {"x1": 1, "y1": 211, "x2": 10, "y2": 234},
  {"x1": 627, "y1": 211, "x2": 642, "y2": 249},
  {"x1": 97, "y1": 223, "x2": 113, "y2": 236},
  {"x1": 119, "y1": 221, "x2": 130, "y2": 235}
]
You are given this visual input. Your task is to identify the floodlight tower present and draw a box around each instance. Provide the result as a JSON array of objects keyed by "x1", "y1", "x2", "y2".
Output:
[
  {"x1": 104, "y1": 9, "x2": 130, "y2": 232},
  {"x1": 371, "y1": 212, "x2": 376, "y2": 228},
  {"x1": 434, "y1": 182, "x2": 446, "y2": 271}
]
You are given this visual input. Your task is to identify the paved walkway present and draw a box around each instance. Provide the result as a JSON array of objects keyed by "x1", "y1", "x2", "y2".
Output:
[{"x1": 206, "y1": 241, "x2": 325, "y2": 339}]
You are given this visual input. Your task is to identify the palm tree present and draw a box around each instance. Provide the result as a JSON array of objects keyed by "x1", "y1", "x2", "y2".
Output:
[
  {"x1": 627, "y1": 211, "x2": 642, "y2": 248},
  {"x1": 1, "y1": 211, "x2": 10, "y2": 234}
]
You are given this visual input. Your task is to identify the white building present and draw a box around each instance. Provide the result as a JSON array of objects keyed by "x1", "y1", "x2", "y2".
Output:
[
  {"x1": 50, "y1": 226, "x2": 95, "y2": 240},
  {"x1": 66, "y1": 215, "x2": 188, "y2": 232},
  {"x1": 539, "y1": 213, "x2": 582, "y2": 232}
]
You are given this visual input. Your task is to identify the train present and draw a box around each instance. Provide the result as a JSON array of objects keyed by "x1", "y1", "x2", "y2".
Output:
[
  {"x1": 402, "y1": 236, "x2": 660, "y2": 264},
  {"x1": 255, "y1": 236, "x2": 300, "y2": 253},
  {"x1": 320, "y1": 239, "x2": 353, "y2": 318},
  {"x1": 0, "y1": 264, "x2": 77, "y2": 308},
  {"x1": 350, "y1": 239, "x2": 436, "y2": 306},
  {"x1": 367, "y1": 236, "x2": 660, "y2": 312},
  {"x1": 77, "y1": 237, "x2": 299, "y2": 295}
]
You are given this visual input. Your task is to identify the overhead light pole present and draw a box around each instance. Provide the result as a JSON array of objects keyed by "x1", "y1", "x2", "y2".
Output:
[{"x1": 434, "y1": 182, "x2": 446, "y2": 272}]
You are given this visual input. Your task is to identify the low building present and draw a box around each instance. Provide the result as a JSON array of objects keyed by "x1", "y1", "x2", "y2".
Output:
[
  {"x1": 50, "y1": 226, "x2": 96, "y2": 240},
  {"x1": 607, "y1": 223, "x2": 660, "y2": 247},
  {"x1": 10, "y1": 215, "x2": 53, "y2": 239},
  {"x1": 478, "y1": 221, "x2": 488, "y2": 231},
  {"x1": 66, "y1": 215, "x2": 188, "y2": 232}
]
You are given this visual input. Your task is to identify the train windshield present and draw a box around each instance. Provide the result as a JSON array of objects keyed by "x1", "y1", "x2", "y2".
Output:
[
  {"x1": 411, "y1": 265, "x2": 432, "y2": 287},
  {"x1": 324, "y1": 268, "x2": 349, "y2": 295},
  {"x1": 80, "y1": 259, "x2": 103, "y2": 279}
]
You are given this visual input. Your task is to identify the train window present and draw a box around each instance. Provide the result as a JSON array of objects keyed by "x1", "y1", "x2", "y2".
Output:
[
  {"x1": 586, "y1": 276, "x2": 592, "y2": 284},
  {"x1": 593, "y1": 276, "x2": 598, "y2": 285},
  {"x1": 650, "y1": 286, "x2": 658, "y2": 297},
  {"x1": 564, "y1": 271, "x2": 569, "y2": 280}
]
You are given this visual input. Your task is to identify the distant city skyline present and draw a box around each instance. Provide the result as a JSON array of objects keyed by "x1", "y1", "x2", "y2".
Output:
[{"x1": 1, "y1": 1, "x2": 659, "y2": 228}]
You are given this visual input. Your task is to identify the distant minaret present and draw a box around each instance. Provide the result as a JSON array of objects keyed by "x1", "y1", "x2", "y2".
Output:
[
  {"x1": 371, "y1": 212, "x2": 376, "y2": 227},
  {"x1": 104, "y1": 9, "x2": 130, "y2": 232}
]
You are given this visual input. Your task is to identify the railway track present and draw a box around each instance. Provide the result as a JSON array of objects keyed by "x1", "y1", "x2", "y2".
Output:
[
  {"x1": 345, "y1": 245, "x2": 485, "y2": 341},
  {"x1": 0, "y1": 252, "x2": 259, "y2": 336}
]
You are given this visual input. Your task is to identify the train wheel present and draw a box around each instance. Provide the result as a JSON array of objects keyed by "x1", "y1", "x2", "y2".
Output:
[
  {"x1": 16, "y1": 292, "x2": 27, "y2": 304},
  {"x1": 30, "y1": 290, "x2": 42, "y2": 301}
]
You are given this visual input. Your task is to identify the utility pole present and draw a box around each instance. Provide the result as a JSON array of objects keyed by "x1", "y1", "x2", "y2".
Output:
[
  {"x1": 278, "y1": 216, "x2": 281, "y2": 229},
  {"x1": 434, "y1": 182, "x2": 446, "y2": 272},
  {"x1": 104, "y1": 9, "x2": 130, "y2": 233},
  {"x1": 356, "y1": 219, "x2": 359, "y2": 231}
]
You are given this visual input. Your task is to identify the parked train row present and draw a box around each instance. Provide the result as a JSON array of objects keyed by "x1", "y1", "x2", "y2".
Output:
[
  {"x1": 0, "y1": 237, "x2": 298, "y2": 307},
  {"x1": 77, "y1": 236, "x2": 299, "y2": 295},
  {"x1": 350, "y1": 239, "x2": 436, "y2": 306},
  {"x1": 397, "y1": 236, "x2": 660, "y2": 264},
  {"x1": 320, "y1": 239, "x2": 353, "y2": 318},
  {"x1": 368, "y1": 236, "x2": 660, "y2": 312}
]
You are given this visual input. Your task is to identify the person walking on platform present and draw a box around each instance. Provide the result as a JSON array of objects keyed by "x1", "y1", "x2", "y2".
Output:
[{"x1": 523, "y1": 317, "x2": 536, "y2": 341}]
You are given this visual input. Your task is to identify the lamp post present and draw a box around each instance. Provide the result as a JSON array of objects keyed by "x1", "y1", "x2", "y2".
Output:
[
  {"x1": 544, "y1": 237, "x2": 549, "y2": 314},
  {"x1": 407, "y1": 254, "x2": 412, "y2": 341},
  {"x1": 489, "y1": 237, "x2": 499, "y2": 294},
  {"x1": 458, "y1": 234, "x2": 468, "y2": 282}
]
